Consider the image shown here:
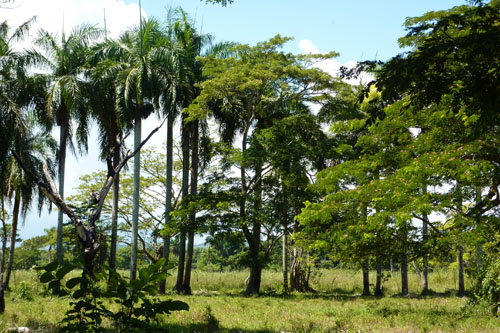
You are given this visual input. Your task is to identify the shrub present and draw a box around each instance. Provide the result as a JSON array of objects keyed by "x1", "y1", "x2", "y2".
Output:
[
  {"x1": 13, "y1": 281, "x2": 35, "y2": 301},
  {"x1": 472, "y1": 257, "x2": 500, "y2": 315},
  {"x1": 38, "y1": 259, "x2": 189, "y2": 332}
]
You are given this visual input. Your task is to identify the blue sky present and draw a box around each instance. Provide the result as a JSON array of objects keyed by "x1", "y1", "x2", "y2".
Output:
[
  {"x1": 2, "y1": 0, "x2": 468, "y2": 241},
  {"x1": 134, "y1": 0, "x2": 468, "y2": 62}
]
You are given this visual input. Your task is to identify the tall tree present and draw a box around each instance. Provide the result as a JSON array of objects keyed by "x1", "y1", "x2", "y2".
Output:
[
  {"x1": 0, "y1": 17, "x2": 56, "y2": 305},
  {"x1": 188, "y1": 35, "x2": 344, "y2": 294},
  {"x1": 87, "y1": 45, "x2": 125, "y2": 272},
  {"x1": 3, "y1": 122, "x2": 57, "y2": 290},
  {"x1": 94, "y1": 19, "x2": 164, "y2": 280},
  {"x1": 27, "y1": 24, "x2": 103, "y2": 264}
]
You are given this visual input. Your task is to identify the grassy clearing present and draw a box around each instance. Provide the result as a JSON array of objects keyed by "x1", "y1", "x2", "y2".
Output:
[{"x1": 0, "y1": 268, "x2": 498, "y2": 332}]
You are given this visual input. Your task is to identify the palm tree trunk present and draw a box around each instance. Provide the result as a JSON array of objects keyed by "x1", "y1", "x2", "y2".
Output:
[
  {"x1": 159, "y1": 116, "x2": 174, "y2": 294},
  {"x1": 109, "y1": 146, "x2": 120, "y2": 271},
  {"x1": 362, "y1": 258, "x2": 370, "y2": 296},
  {"x1": 0, "y1": 206, "x2": 6, "y2": 314},
  {"x1": 130, "y1": 112, "x2": 141, "y2": 281},
  {"x1": 183, "y1": 120, "x2": 199, "y2": 295},
  {"x1": 4, "y1": 190, "x2": 20, "y2": 291},
  {"x1": 56, "y1": 123, "x2": 68, "y2": 264},
  {"x1": 175, "y1": 119, "x2": 189, "y2": 293}
]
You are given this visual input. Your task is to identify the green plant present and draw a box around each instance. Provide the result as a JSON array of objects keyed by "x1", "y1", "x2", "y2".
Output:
[
  {"x1": 14, "y1": 281, "x2": 35, "y2": 301},
  {"x1": 38, "y1": 258, "x2": 189, "y2": 332},
  {"x1": 472, "y1": 258, "x2": 500, "y2": 315}
]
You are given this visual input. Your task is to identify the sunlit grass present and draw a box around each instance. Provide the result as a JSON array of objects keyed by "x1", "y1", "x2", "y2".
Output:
[{"x1": 0, "y1": 268, "x2": 497, "y2": 332}]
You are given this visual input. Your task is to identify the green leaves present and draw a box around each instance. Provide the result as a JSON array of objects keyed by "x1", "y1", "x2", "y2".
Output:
[
  {"x1": 38, "y1": 260, "x2": 188, "y2": 331},
  {"x1": 39, "y1": 271, "x2": 54, "y2": 283}
]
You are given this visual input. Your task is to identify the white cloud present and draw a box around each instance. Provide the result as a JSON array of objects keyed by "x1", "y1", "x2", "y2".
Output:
[
  {"x1": 298, "y1": 39, "x2": 319, "y2": 54},
  {"x1": 0, "y1": 0, "x2": 144, "y2": 42},
  {"x1": 299, "y1": 39, "x2": 374, "y2": 86}
]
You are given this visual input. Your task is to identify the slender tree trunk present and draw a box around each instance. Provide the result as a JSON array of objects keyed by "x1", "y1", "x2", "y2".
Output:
[
  {"x1": 390, "y1": 257, "x2": 394, "y2": 277},
  {"x1": 182, "y1": 121, "x2": 198, "y2": 295},
  {"x1": 401, "y1": 252, "x2": 409, "y2": 295},
  {"x1": 183, "y1": 230, "x2": 194, "y2": 294},
  {"x1": 109, "y1": 146, "x2": 120, "y2": 271},
  {"x1": 159, "y1": 117, "x2": 174, "y2": 294},
  {"x1": 282, "y1": 226, "x2": 288, "y2": 293},
  {"x1": 422, "y1": 185, "x2": 430, "y2": 294},
  {"x1": 360, "y1": 205, "x2": 370, "y2": 296},
  {"x1": 455, "y1": 182, "x2": 465, "y2": 296},
  {"x1": 130, "y1": 112, "x2": 141, "y2": 281},
  {"x1": 476, "y1": 189, "x2": 483, "y2": 272},
  {"x1": 0, "y1": 200, "x2": 9, "y2": 313},
  {"x1": 56, "y1": 123, "x2": 68, "y2": 264},
  {"x1": 458, "y1": 246, "x2": 465, "y2": 296},
  {"x1": 422, "y1": 212, "x2": 429, "y2": 294},
  {"x1": 375, "y1": 260, "x2": 383, "y2": 296},
  {"x1": 362, "y1": 258, "x2": 370, "y2": 296},
  {"x1": 4, "y1": 190, "x2": 20, "y2": 291},
  {"x1": 175, "y1": 118, "x2": 189, "y2": 293}
]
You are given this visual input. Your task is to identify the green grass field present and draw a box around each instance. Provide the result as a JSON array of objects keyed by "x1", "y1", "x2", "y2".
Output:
[{"x1": 1, "y1": 268, "x2": 499, "y2": 332}]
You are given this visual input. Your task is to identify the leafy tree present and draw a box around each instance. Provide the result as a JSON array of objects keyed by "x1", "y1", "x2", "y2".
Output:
[
  {"x1": 14, "y1": 234, "x2": 50, "y2": 269},
  {"x1": 298, "y1": 0, "x2": 500, "y2": 297},
  {"x1": 188, "y1": 35, "x2": 346, "y2": 294}
]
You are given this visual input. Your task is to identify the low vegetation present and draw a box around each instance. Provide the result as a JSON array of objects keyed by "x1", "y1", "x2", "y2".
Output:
[{"x1": 0, "y1": 268, "x2": 498, "y2": 332}]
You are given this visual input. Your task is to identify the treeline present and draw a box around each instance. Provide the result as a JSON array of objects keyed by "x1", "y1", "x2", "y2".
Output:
[{"x1": 1, "y1": 0, "x2": 500, "y2": 316}]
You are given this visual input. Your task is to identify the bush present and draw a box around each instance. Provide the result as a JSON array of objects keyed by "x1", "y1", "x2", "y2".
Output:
[
  {"x1": 13, "y1": 281, "x2": 35, "y2": 301},
  {"x1": 38, "y1": 259, "x2": 189, "y2": 332},
  {"x1": 472, "y1": 258, "x2": 500, "y2": 315}
]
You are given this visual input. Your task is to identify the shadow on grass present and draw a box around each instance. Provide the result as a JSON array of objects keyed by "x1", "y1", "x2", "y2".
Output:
[
  {"x1": 186, "y1": 286, "x2": 466, "y2": 302},
  {"x1": 160, "y1": 323, "x2": 274, "y2": 332},
  {"x1": 389, "y1": 288, "x2": 470, "y2": 299}
]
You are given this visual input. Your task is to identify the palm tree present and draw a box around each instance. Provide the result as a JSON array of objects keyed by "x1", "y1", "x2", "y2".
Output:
[
  {"x1": 163, "y1": 9, "x2": 230, "y2": 294},
  {"x1": 0, "y1": 17, "x2": 56, "y2": 310},
  {"x1": 26, "y1": 24, "x2": 103, "y2": 264},
  {"x1": 94, "y1": 18, "x2": 164, "y2": 280},
  {"x1": 86, "y1": 50, "x2": 124, "y2": 272},
  {"x1": 3, "y1": 122, "x2": 57, "y2": 290},
  {"x1": 169, "y1": 10, "x2": 202, "y2": 295},
  {"x1": 0, "y1": 17, "x2": 39, "y2": 184}
]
